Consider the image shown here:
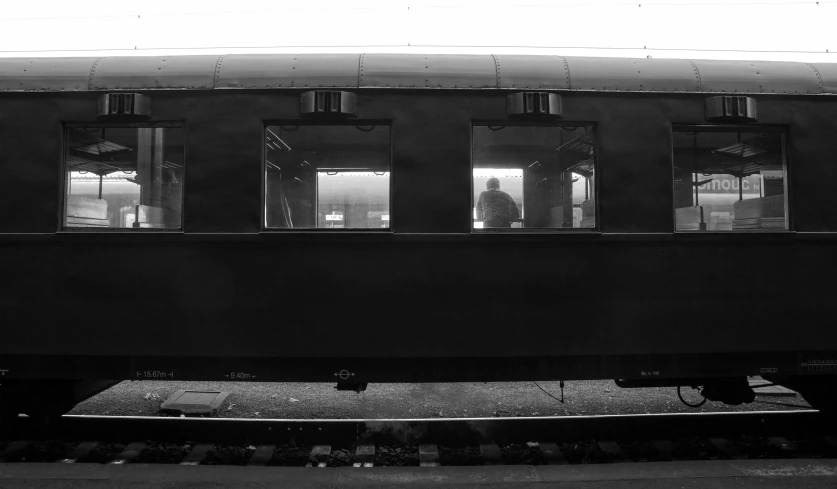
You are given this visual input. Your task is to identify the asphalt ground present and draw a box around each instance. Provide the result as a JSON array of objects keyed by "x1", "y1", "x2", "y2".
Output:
[
  {"x1": 68, "y1": 380, "x2": 812, "y2": 419},
  {"x1": 2, "y1": 459, "x2": 837, "y2": 488}
]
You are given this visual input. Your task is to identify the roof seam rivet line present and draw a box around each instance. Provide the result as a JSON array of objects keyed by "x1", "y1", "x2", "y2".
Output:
[
  {"x1": 685, "y1": 59, "x2": 702, "y2": 92},
  {"x1": 358, "y1": 53, "x2": 364, "y2": 88},
  {"x1": 800, "y1": 62, "x2": 824, "y2": 94},
  {"x1": 213, "y1": 55, "x2": 226, "y2": 89},
  {"x1": 558, "y1": 56, "x2": 570, "y2": 90},
  {"x1": 88, "y1": 57, "x2": 105, "y2": 91},
  {"x1": 491, "y1": 54, "x2": 501, "y2": 88}
]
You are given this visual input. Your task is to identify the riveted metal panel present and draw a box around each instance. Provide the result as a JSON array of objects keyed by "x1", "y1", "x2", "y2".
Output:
[
  {"x1": 565, "y1": 57, "x2": 700, "y2": 92},
  {"x1": 89, "y1": 56, "x2": 221, "y2": 90},
  {"x1": 494, "y1": 55, "x2": 569, "y2": 90},
  {"x1": 0, "y1": 58, "x2": 98, "y2": 92},
  {"x1": 360, "y1": 54, "x2": 496, "y2": 88},
  {"x1": 810, "y1": 63, "x2": 837, "y2": 94},
  {"x1": 216, "y1": 54, "x2": 360, "y2": 89},
  {"x1": 690, "y1": 59, "x2": 823, "y2": 94}
]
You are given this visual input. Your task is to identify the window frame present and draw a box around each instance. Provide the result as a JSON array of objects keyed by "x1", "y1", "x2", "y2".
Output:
[
  {"x1": 470, "y1": 120, "x2": 600, "y2": 234},
  {"x1": 261, "y1": 120, "x2": 393, "y2": 233},
  {"x1": 60, "y1": 121, "x2": 186, "y2": 233},
  {"x1": 671, "y1": 124, "x2": 791, "y2": 234}
]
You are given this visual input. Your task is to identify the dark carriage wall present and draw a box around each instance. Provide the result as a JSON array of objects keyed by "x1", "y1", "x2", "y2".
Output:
[
  {"x1": 1, "y1": 53, "x2": 837, "y2": 382},
  {"x1": 2, "y1": 88, "x2": 837, "y2": 362}
]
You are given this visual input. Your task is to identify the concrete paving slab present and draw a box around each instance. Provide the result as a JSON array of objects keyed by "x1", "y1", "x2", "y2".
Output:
[
  {"x1": 159, "y1": 389, "x2": 230, "y2": 415},
  {"x1": 749, "y1": 378, "x2": 797, "y2": 397}
]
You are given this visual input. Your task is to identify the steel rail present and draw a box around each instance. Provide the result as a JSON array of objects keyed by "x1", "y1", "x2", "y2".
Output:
[{"x1": 20, "y1": 410, "x2": 824, "y2": 446}]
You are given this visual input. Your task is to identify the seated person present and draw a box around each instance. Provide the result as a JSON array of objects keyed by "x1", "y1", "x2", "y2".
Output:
[{"x1": 476, "y1": 177, "x2": 520, "y2": 228}]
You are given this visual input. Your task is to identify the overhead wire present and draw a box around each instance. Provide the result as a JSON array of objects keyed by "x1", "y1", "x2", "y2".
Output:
[
  {"x1": 0, "y1": 1, "x2": 832, "y2": 55},
  {"x1": 0, "y1": 0, "x2": 833, "y2": 21},
  {"x1": 0, "y1": 44, "x2": 832, "y2": 55}
]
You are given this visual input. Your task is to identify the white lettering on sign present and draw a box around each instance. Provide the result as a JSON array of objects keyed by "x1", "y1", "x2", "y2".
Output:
[
  {"x1": 641, "y1": 371, "x2": 660, "y2": 376},
  {"x1": 225, "y1": 372, "x2": 255, "y2": 380},
  {"x1": 381, "y1": 215, "x2": 390, "y2": 221},
  {"x1": 325, "y1": 215, "x2": 343, "y2": 221},
  {"x1": 136, "y1": 370, "x2": 175, "y2": 379},
  {"x1": 696, "y1": 175, "x2": 763, "y2": 194}
]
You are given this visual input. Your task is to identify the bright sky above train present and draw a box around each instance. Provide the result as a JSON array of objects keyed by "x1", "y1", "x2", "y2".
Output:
[{"x1": 2, "y1": 0, "x2": 835, "y2": 62}]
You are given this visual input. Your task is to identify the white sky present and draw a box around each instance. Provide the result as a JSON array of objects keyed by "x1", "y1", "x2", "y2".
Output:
[{"x1": 1, "y1": 0, "x2": 835, "y2": 63}]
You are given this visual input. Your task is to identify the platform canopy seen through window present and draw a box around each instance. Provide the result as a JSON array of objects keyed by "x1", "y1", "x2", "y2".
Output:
[
  {"x1": 64, "y1": 127, "x2": 184, "y2": 230},
  {"x1": 264, "y1": 125, "x2": 390, "y2": 230},
  {"x1": 673, "y1": 129, "x2": 787, "y2": 232}
]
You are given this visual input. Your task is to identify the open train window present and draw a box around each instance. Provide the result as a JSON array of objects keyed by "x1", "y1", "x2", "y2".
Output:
[
  {"x1": 264, "y1": 124, "x2": 390, "y2": 230},
  {"x1": 63, "y1": 126, "x2": 184, "y2": 230},
  {"x1": 673, "y1": 127, "x2": 788, "y2": 232},
  {"x1": 472, "y1": 125, "x2": 596, "y2": 231}
]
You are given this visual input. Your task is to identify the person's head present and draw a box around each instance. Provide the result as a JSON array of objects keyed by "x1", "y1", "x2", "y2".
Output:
[{"x1": 486, "y1": 177, "x2": 500, "y2": 190}]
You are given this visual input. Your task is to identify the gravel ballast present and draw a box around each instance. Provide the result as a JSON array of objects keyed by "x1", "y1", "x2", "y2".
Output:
[{"x1": 68, "y1": 380, "x2": 812, "y2": 419}]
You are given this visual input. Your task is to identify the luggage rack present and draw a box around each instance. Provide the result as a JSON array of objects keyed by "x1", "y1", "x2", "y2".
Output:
[{"x1": 556, "y1": 130, "x2": 594, "y2": 157}]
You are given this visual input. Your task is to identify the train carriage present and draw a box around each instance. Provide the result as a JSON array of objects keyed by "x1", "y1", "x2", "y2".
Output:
[{"x1": 1, "y1": 53, "x2": 837, "y2": 423}]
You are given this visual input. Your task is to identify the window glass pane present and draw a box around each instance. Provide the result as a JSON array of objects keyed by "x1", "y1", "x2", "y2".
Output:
[
  {"x1": 473, "y1": 125, "x2": 595, "y2": 230},
  {"x1": 265, "y1": 125, "x2": 390, "y2": 229},
  {"x1": 65, "y1": 127, "x2": 184, "y2": 229},
  {"x1": 673, "y1": 130, "x2": 787, "y2": 231}
]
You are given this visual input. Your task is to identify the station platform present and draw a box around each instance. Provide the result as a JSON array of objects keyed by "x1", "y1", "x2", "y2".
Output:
[{"x1": 2, "y1": 458, "x2": 836, "y2": 488}]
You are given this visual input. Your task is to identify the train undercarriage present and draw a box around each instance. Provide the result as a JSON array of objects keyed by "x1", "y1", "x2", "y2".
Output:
[{"x1": 2, "y1": 352, "x2": 836, "y2": 434}]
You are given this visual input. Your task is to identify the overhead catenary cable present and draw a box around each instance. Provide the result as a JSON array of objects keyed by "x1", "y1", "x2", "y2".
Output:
[
  {"x1": 0, "y1": 44, "x2": 832, "y2": 55},
  {"x1": 0, "y1": 0, "x2": 832, "y2": 21}
]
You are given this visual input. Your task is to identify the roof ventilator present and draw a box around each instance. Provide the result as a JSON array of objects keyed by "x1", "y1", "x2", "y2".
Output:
[
  {"x1": 300, "y1": 90, "x2": 357, "y2": 117},
  {"x1": 97, "y1": 93, "x2": 151, "y2": 120},
  {"x1": 705, "y1": 96, "x2": 758, "y2": 123},
  {"x1": 507, "y1": 92, "x2": 562, "y2": 118}
]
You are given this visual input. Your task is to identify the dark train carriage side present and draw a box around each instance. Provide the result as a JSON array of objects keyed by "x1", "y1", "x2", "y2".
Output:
[{"x1": 1, "y1": 54, "x2": 837, "y2": 420}]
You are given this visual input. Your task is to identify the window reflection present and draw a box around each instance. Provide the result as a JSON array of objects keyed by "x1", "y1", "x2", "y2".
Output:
[
  {"x1": 473, "y1": 126, "x2": 595, "y2": 231},
  {"x1": 673, "y1": 130, "x2": 787, "y2": 231},
  {"x1": 64, "y1": 127, "x2": 184, "y2": 229},
  {"x1": 264, "y1": 125, "x2": 390, "y2": 229}
]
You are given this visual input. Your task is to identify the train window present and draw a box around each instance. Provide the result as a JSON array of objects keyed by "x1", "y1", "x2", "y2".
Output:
[
  {"x1": 673, "y1": 129, "x2": 788, "y2": 232},
  {"x1": 264, "y1": 125, "x2": 390, "y2": 230},
  {"x1": 473, "y1": 125, "x2": 596, "y2": 231},
  {"x1": 64, "y1": 126, "x2": 184, "y2": 230}
]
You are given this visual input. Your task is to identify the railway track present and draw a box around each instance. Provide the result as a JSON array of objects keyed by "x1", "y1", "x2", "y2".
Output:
[{"x1": 1, "y1": 410, "x2": 836, "y2": 468}]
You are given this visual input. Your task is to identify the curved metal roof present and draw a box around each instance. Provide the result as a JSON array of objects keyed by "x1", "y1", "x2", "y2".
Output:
[{"x1": 0, "y1": 54, "x2": 834, "y2": 94}]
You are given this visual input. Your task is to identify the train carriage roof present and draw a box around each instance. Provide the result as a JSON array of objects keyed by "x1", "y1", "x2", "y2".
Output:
[{"x1": 0, "y1": 53, "x2": 835, "y2": 94}]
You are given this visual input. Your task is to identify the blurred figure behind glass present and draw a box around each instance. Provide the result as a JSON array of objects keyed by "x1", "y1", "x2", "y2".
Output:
[{"x1": 476, "y1": 177, "x2": 519, "y2": 228}]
